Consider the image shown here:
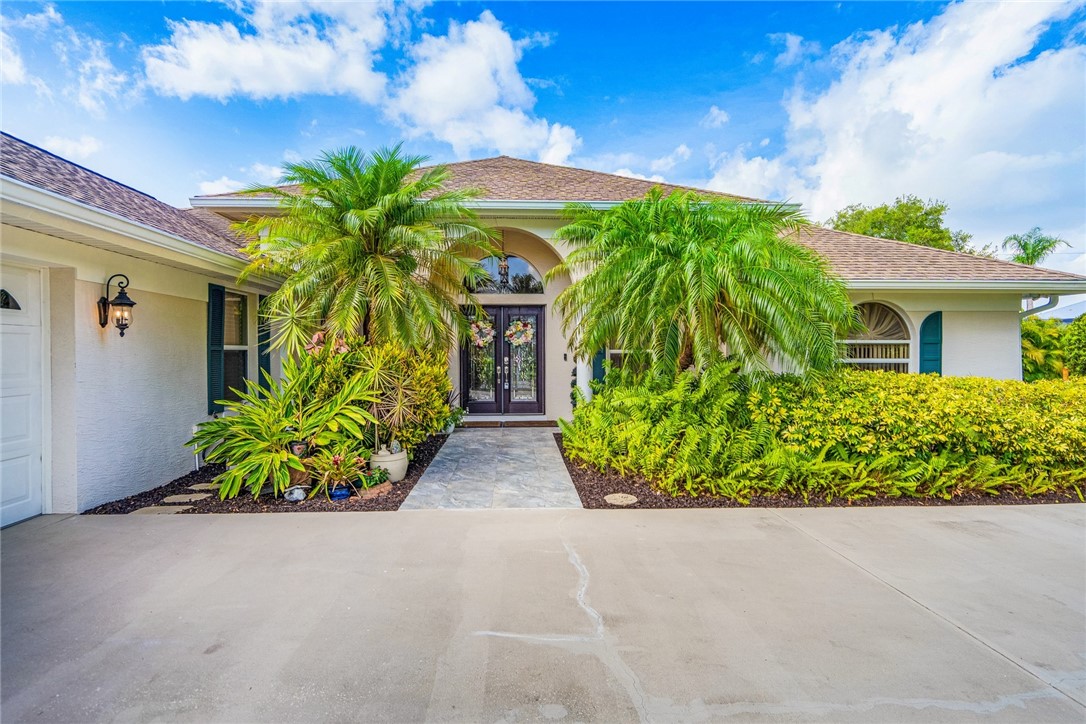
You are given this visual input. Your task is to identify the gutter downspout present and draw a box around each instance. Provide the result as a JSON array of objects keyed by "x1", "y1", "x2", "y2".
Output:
[{"x1": 1019, "y1": 295, "x2": 1059, "y2": 319}]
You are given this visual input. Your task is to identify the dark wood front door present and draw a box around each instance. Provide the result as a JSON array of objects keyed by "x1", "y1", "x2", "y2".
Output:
[{"x1": 462, "y1": 306, "x2": 545, "y2": 415}]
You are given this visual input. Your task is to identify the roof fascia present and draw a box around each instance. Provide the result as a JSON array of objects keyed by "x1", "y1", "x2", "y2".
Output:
[{"x1": 2, "y1": 176, "x2": 279, "y2": 292}]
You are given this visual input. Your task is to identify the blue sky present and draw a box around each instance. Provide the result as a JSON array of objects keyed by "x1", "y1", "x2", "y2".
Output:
[{"x1": 2, "y1": 1, "x2": 1084, "y2": 283}]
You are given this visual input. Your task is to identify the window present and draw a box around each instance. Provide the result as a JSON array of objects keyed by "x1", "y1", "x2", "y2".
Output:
[
  {"x1": 223, "y1": 292, "x2": 248, "y2": 402},
  {"x1": 842, "y1": 302, "x2": 911, "y2": 373},
  {"x1": 208, "y1": 286, "x2": 270, "y2": 414},
  {"x1": 472, "y1": 255, "x2": 545, "y2": 294}
]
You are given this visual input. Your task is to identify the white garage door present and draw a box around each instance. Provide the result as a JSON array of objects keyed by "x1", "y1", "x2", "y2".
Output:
[{"x1": 1, "y1": 264, "x2": 43, "y2": 527}]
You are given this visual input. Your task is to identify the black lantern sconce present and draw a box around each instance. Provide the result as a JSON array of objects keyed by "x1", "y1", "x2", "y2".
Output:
[{"x1": 97, "y1": 274, "x2": 136, "y2": 337}]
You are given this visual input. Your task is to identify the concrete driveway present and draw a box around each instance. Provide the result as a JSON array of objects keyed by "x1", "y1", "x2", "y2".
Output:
[{"x1": 2, "y1": 505, "x2": 1084, "y2": 723}]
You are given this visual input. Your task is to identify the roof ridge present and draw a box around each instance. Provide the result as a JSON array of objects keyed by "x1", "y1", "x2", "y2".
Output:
[{"x1": 1, "y1": 131, "x2": 161, "y2": 203}]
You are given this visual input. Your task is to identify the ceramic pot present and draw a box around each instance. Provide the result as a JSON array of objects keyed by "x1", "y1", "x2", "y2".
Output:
[{"x1": 370, "y1": 447, "x2": 408, "y2": 482}]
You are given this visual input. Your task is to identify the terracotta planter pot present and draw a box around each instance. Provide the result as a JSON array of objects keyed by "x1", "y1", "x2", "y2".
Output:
[{"x1": 370, "y1": 448, "x2": 408, "y2": 483}]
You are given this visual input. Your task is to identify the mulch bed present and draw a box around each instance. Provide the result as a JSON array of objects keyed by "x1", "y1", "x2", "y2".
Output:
[
  {"x1": 554, "y1": 434, "x2": 1083, "y2": 510},
  {"x1": 83, "y1": 434, "x2": 448, "y2": 515}
]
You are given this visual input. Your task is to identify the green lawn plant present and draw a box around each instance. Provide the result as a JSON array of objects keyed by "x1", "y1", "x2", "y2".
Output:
[
  {"x1": 188, "y1": 354, "x2": 378, "y2": 499},
  {"x1": 1020, "y1": 316, "x2": 1066, "y2": 381},
  {"x1": 560, "y1": 365, "x2": 1086, "y2": 504}
]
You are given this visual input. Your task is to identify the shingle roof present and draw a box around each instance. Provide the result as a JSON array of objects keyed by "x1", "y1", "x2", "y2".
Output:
[
  {"x1": 790, "y1": 225, "x2": 1085, "y2": 283},
  {"x1": 195, "y1": 155, "x2": 764, "y2": 204},
  {"x1": 1, "y1": 132, "x2": 245, "y2": 259}
]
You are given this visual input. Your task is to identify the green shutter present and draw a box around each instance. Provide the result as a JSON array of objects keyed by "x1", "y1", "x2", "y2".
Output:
[
  {"x1": 207, "y1": 284, "x2": 225, "y2": 414},
  {"x1": 257, "y1": 294, "x2": 271, "y2": 391},
  {"x1": 919, "y1": 312, "x2": 942, "y2": 375},
  {"x1": 591, "y1": 350, "x2": 606, "y2": 381}
]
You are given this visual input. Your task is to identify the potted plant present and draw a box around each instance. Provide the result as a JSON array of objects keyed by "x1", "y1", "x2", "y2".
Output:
[
  {"x1": 309, "y1": 446, "x2": 370, "y2": 499},
  {"x1": 443, "y1": 404, "x2": 465, "y2": 434},
  {"x1": 370, "y1": 439, "x2": 408, "y2": 483}
]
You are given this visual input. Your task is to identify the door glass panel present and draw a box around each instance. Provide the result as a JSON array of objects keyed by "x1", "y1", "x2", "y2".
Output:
[
  {"x1": 468, "y1": 316, "x2": 496, "y2": 403},
  {"x1": 505, "y1": 313, "x2": 538, "y2": 402}
]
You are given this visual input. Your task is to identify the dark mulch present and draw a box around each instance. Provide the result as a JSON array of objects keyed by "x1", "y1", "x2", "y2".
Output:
[
  {"x1": 554, "y1": 434, "x2": 1083, "y2": 510},
  {"x1": 84, "y1": 435, "x2": 448, "y2": 515}
]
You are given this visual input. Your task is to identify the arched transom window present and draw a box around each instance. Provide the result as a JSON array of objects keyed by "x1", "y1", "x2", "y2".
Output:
[
  {"x1": 473, "y1": 255, "x2": 544, "y2": 294},
  {"x1": 842, "y1": 302, "x2": 911, "y2": 373}
]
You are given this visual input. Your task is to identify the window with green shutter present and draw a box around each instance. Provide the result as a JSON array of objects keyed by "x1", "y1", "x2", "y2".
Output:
[{"x1": 207, "y1": 284, "x2": 225, "y2": 414}]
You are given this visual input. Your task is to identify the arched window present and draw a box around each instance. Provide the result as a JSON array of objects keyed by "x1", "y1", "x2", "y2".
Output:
[
  {"x1": 472, "y1": 255, "x2": 544, "y2": 294},
  {"x1": 843, "y1": 302, "x2": 911, "y2": 372}
]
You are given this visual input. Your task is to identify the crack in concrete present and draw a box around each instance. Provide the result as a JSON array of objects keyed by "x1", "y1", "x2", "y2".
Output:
[{"x1": 474, "y1": 520, "x2": 1070, "y2": 722}]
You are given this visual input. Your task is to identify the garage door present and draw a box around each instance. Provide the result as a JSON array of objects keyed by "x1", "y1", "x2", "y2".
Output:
[{"x1": 1, "y1": 264, "x2": 43, "y2": 527}]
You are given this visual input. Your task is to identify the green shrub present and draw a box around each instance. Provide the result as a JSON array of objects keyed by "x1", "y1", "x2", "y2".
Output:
[
  {"x1": 560, "y1": 366, "x2": 1086, "y2": 502},
  {"x1": 188, "y1": 354, "x2": 378, "y2": 499},
  {"x1": 1066, "y1": 314, "x2": 1086, "y2": 377},
  {"x1": 1021, "y1": 316, "x2": 1066, "y2": 381}
]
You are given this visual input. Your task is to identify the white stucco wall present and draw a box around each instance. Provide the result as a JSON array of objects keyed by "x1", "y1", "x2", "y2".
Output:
[
  {"x1": 851, "y1": 291, "x2": 1023, "y2": 380},
  {"x1": 2, "y1": 224, "x2": 272, "y2": 512}
]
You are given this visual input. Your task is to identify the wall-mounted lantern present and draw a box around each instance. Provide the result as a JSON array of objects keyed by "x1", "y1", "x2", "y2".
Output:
[{"x1": 97, "y1": 274, "x2": 136, "y2": 337}]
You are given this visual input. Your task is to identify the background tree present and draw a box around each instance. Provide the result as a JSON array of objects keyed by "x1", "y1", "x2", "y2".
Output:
[
  {"x1": 1001, "y1": 226, "x2": 1069, "y2": 266},
  {"x1": 826, "y1": 195, "x2": 993, "y2": 255},
  {"x1": 1064, "y1": 314, "x2": 1086, "y2": 377},
  {"x1": 236, "y1": 146, "x2": 496, "y2": 353},
  {"x1": 548, "y1": 189, "x2": 856, "y2": 376},
  {"x1": 1019, "y1": 317, "x2": 1066, "y2": 382}
]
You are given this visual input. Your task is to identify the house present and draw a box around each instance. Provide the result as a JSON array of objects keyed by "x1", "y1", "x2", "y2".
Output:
[{"x1": 2, "y1": 133, "x2": 1085, "y2": 525}]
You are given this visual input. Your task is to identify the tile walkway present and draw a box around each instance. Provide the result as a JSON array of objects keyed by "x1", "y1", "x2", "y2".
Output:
[{"x1": 400, "y1": 428, "x2": 583, "y2": 510}]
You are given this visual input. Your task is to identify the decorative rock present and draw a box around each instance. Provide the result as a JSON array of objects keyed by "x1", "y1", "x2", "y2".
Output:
[
  {"x1": 283, "y1": 485, "x2": 308, "y2": 502},
  {"x1": 130, "y1": 506, "x2": 193, "y2": 515},
  {"x1": 161, "y1": 493, "x2": 211, "y2": 503},
  {"x1": 604, "y1": 493, "x2": 638, "y2": 507},
  {"x1": 187, "y1": 483, "x2": 215, "y2": 491},
  {"x1": 361, "y1": 482, "x2": 393, "y2": 500}
]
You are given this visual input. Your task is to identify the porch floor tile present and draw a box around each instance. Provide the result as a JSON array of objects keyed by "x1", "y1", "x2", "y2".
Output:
[{"x1": 400, "y1": 428, "x2": 582, "y2": 510}]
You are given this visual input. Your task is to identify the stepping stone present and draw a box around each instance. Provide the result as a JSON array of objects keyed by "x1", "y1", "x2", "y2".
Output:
[
  {"x1": 604, "y1": 493, "x2": 638, "y2": 507},
  {"x1": 162, "y1": 493, "x2": 211, "y2": 503},
  {"x1": 361, "y1": 482, "x2": 393, "y2": 500},
  {"x1": 187, "y1": 483, "x2": 215, "y2": 491},
  {"x1": 130, "y1": 506, "x2": 193, "y2": 515}
]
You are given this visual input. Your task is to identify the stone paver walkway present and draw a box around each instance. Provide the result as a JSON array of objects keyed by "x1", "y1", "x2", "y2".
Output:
[{"x1": 400, "y1": 428, "x2": 582, "y2": 510}]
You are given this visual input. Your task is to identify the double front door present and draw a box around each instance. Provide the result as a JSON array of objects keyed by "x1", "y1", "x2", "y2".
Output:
[{"x1": 462, "y1": 306, "x2": 544, "y2": 414}]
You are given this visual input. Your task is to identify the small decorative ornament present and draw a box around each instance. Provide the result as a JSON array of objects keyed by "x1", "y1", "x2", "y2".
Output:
[
  {"x1": 469, "y1": 319, "x2": 495, "y2": 348},
  {"x1": 504, "y1": 319, "x2": 534, "y2": 347}
]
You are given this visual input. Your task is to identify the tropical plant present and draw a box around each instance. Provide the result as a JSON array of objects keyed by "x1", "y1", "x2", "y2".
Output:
[
  {"x1": 1066, "y1": 314, "x2": 1086, "y2": 377},
  {"x1": 235, "y1": 145, "x2": 497, "y2": 353},
  {"x1": 188, "y1": 355, "x2": 378, "y2": 499},
  {"x1": 1002, "y1": 227, "x2": 1069, "y2": 266},
  {"x1": 1020, "y1": 317, "x2": 1066, "y2": 381},
  {"x1": 307, "y1": 443, "x2": 370, "y2": 499},
  {"x1": 548, "y1": 188, "x2": 856, "y2": 376}
]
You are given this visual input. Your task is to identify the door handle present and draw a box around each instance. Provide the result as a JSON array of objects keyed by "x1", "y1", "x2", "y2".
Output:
[{"x1": 503, "y1": 356, "x2": 510, "y2": 389}]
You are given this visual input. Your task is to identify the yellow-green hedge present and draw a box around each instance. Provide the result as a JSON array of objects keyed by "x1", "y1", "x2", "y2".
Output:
[{"x1": 748, "y1": 371, "x2": 1086, "y2": 468}]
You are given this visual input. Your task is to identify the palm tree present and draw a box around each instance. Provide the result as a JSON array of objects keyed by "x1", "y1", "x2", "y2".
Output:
[
  {"x1": 1020, "y1": 317, "x2": 1066, "y2": 381},
  {"x1": 236, "y1": 145, "x2": 497, "y2": 353},
  {"x1": 547, "y1": 189, "x2": 856, "y2": 376},
  {"x1": 1002, "y1": 227, "x2": 1068, "y2": 266}
]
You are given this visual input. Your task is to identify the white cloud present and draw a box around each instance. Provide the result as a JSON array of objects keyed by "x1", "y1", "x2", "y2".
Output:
[
  {"x1": 613, "y1": 168, "x2": 666, "y2": 183},
  {"x1": 71, "y1": 33, "x2": 127, "y2": 116},
  {"x1": 700, "y1": 105, "x2": 730, "y2": 129},
  {"x1": 770, "y1": 32, "x2": 822, "y2": 68},
  {"x1": 7, "y1": 4, "x2": 62, "y2": 31},
  {"x1": 142, "y1": 1, "x2": 392, "y2": 102},
  {"x1": 709, "y1": 1, "x2": 1086, "y2": 260},
  {"x1": 0, "y1": 30, "x2": 28, "y2": 84},
  {"x1": 247, "y1": 162, "x2": 283, "y2": 184},
  {"x1": 385, "y1": 11, "x2": 581, "y2": 163},
  {"x1": 42, "y1": 134, "x2": 102, "y2": 159},
  {"x1": 198, "y1": 176, "x2": 246, "y2": 195},
  {"x1": 649, "y1": 144, "x2": 691, "y2": 173}
]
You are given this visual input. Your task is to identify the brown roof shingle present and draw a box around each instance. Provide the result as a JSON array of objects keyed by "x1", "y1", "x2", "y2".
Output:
[
  {"x1": 195, "y1": 154, "x2": 764, "y2": 204},
  {"x1": 791, "y1": 225, "x2": 1086, "y2": 283},
  {"x1": 1, "y1": 132, "x2": 245, "y2": 259}
]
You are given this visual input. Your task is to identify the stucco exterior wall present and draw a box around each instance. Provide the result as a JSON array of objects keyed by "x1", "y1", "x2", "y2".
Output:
[
  {"x1": 2, "y1": 224, "x2": 271, "y2": 512},
  {"x1": 851, "y1": 291, "x2": 1023, "y2": 379}
]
